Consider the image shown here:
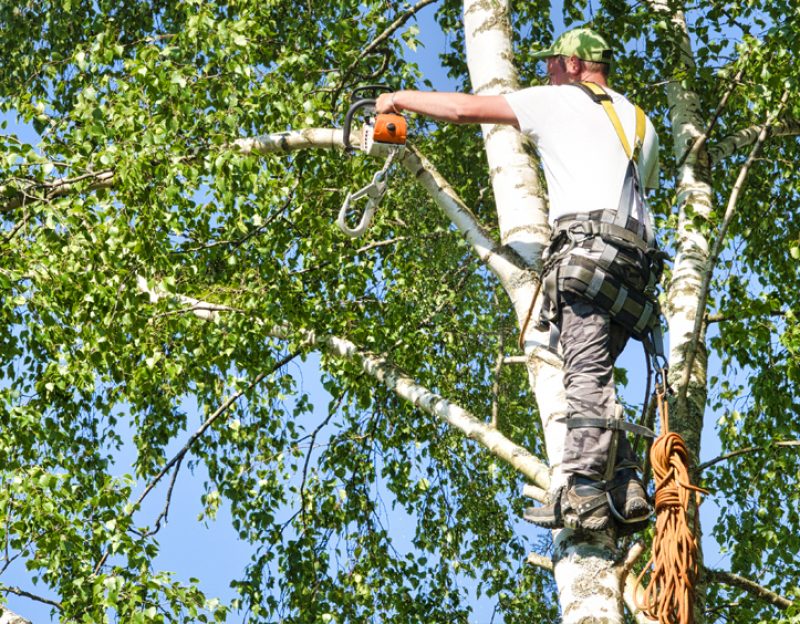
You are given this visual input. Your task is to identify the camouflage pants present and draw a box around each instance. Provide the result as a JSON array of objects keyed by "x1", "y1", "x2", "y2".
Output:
[{"x1": 559, "y1": 293, "x2": 639, "y2": 480}]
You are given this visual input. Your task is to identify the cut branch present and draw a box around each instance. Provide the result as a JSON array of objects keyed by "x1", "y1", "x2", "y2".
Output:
[
  {"x1": 136, "y1": 278, "x2": 551, "y2": 489},
  {"x1": 620, "y1": 542, "x2": 653, "y2": 624},
  {"x1": 710, "y1": 117, "x2": 800, "y2": 164},
  {"x1": 705, "y1": 568, "x2": 793, "y2": 610}
]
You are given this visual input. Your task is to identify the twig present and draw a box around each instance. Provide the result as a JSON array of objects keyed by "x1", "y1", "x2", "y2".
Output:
[
  {"x1": 299, "y1": 395, "x2": 344, "y2": 528},
  {"x1": 0, "y1": 584, "x2": 62, "y2": 609},
  {"x1": 175, "y1": 184, "x2": 298, "y2": 254},
  {"x1": 491, "y1": 306, "x2": 505, "y2": 429},
  {"x1": 93, "y1": 350, "x2": 301, "y2": 574},
  {"x1": 291, "y1": 232, "x2": 446, "y2": 276},
  {"x1": 705, "y1": 568, "x2": 793, "y2": 610},
  {"x1": 698, "y1": 440, "x2": 800, "y2": 472},
  {"x1": 332, "y1": 0, "x2": 441, "y2": 108},
  {"x1": 677, "y1": 89, "x2": 790, "y2": 405},
  {"x1": 705, "y1": 308, "x2": 786, "y2": 324},
  {"x1": 142, "y1": 455, "x2": 184, "y2": 537}
]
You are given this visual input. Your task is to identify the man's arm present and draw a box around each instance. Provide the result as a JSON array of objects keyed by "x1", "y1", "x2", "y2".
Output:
[{"x1": 375, "y1": 90, "x2": 519, "y2": 129}]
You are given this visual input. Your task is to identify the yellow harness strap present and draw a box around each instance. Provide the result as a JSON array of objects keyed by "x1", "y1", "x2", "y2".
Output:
[{"x1": 579, "y1": 81, "x2": 645, "y2": 161}]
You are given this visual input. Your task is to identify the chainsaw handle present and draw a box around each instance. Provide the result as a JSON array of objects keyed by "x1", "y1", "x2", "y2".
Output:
[
  {"x1": 343, "y1": 98, "x2": 376, "y2": 153},
  {"x1": 351, "y1": 85, "x2": 392, "y2": 102}
]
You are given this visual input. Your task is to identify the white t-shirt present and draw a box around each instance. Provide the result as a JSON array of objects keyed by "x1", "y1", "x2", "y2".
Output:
[{"x1": 504, "y1": 84, "x2": 659, "y2": 224}]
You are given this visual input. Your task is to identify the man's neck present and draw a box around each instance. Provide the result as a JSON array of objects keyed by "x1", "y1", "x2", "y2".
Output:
[{"x1": 576, "y1": 74, "x2": 609, "y2": 87}]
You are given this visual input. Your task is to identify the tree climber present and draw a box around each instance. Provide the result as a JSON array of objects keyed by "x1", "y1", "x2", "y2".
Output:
[{"x1": 376, "y1": 28, "x2": 663, "y2": 532}]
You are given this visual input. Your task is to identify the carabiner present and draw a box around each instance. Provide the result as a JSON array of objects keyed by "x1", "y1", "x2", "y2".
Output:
[{"x1": 337, "y1": 150, "x2": 398, "y2": 238}]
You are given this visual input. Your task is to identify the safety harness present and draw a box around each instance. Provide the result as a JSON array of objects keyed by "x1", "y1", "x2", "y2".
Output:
[{"x1": 534, "y1": 82, "x2": 669, "y2": 529}]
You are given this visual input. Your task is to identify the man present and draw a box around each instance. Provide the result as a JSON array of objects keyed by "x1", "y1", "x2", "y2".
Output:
[{"x1": 376, "y1": 28, "x2": 661, "y2": 532}]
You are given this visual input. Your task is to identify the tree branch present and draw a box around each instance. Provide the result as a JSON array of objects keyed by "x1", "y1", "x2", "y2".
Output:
[
  {"x1": 1, "y1": 169, "x2": 115, "y2": 213},
  {"x1": 136, "y1": 278, "x2": 551, "y2": 490},
  {"x1": 677, "y1": 90, "x2": 790, "y2": 404},
  {"x1": 705, "y1": 568, "x2": 794, "y2": 610},
  {"x1": 698, "y1": 440, "x2": 800, "y2": 472},
  {"x1": 675, "y1": 65, "x2": 746, "y2": 170},
  {"x1": 0, "y1": 584, "x2": 61, "y2": 609},
  {"x1": 709, "y1": 117, "x2": 800, "y2": 164},
  {"x1": 4, "y1": 127, "x2": 528, "y2": 294},
  {"x1": 355, "y1": 0, "x2": 440, "y2": 66}
]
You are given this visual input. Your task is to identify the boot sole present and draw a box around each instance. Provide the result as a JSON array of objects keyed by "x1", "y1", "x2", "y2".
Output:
[{"x1": 523, "y1": 506, "x2": 562, "y2": 529}]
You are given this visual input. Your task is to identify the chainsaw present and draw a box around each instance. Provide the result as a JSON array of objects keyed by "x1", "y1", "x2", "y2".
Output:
[{"x1": 338, "y1": 86, "x2": 408, "y2": 238}]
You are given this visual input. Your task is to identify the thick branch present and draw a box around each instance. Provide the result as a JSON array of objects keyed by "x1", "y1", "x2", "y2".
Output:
[
  {"x1": 709, "y1": 117, "x2": 800, "y2": 164},
  {"x1": 1, "y1": 169, "x2": 115, "y2": 212},
  {"x1": 233, "y1": 128, "x2": 347, "y2": 155},
  {"x1": 136, "y1": 278, "x2": 550, "y2": 489},
  {"x1": 676, "y1": 65, "x2": 745, "y2": 169},
  {"x1": 401, "y1": 143, "x2": 529, "y2": 287},
  {"x1": 705, "y1": 569, "x2": 793, "y2": 610},
  {"x1": 0, "y1": 608, "x2": 33, "y2": 624}
]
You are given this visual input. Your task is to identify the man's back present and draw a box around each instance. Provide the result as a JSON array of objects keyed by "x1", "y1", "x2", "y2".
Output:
[{"x1": 504, "y1": 85, "x2": 659, "y2": 223}]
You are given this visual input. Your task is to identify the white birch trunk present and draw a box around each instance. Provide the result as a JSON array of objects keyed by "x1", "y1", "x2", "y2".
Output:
[
  {"x1": 648, "y1": 2, "x2": 714, "y2": 621},
  {"x1": 462, "y1": 1, "x2": 626, "y2": 621},
  {"x1": 650, "y1": 0, "x2": 711, "y2": 457}
]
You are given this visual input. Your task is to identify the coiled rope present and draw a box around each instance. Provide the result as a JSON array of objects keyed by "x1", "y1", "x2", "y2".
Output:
[{"x1": 636, "y1": 370, "x2": 708, "y2": 624}]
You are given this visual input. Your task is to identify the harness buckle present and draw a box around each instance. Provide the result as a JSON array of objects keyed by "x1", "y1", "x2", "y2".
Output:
[{"x1": 565, "y1": 221, "x2": 593, "y2": 245}]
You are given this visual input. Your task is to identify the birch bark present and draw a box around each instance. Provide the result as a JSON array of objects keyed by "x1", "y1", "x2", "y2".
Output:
[{"x1": 648, "y1": 1, "x2": 715, "y2": 621}]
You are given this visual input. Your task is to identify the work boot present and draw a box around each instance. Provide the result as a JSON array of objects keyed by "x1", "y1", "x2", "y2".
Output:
[
  {"x1": 523, "y1": 486, "x2": 565, "y2": 529},
  {"x1": 524, "y1": 475, "x2": 612, "y2": 531},
  {"x1": 608, "y1": 469, "x2": 653, "y2": 536}
]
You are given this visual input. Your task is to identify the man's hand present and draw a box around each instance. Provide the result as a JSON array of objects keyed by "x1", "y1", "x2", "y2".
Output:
[{"x1": 375, "y1": 92, "x2": 401, "y2": 115}]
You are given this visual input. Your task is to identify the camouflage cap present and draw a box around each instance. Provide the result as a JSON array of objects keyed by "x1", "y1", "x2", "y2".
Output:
[{"x1": 532, "y1": 28, "x2": 614, "y2": 64}]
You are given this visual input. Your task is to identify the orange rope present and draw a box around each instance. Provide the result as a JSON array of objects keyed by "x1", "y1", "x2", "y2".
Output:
[{"x1": 636, "y1": 375, "x2": 708, "y2": 624}]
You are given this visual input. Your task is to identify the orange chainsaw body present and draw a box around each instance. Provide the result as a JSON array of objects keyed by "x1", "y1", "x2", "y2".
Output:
[{"x1": 372, "y1": 113, "x2": 407, "y2": 145}]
